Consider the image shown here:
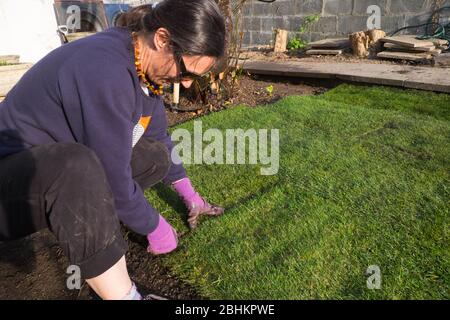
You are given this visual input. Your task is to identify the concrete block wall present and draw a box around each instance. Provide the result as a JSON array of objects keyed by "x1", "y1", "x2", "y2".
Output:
[{"x1": 241, "y1": 0, "x2": 450, "y2": 46}]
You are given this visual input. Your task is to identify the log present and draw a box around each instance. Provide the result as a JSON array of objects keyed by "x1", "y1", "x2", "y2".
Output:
[
  {"x1": 367, "y1": 29, "x2": 386, "y2": 57},
  {"x1": 350, "y1": 31, "x2": 369, "y2": 57},
  {"x1": 274, "y1": 29, "x2": 288, "y2": 53}
]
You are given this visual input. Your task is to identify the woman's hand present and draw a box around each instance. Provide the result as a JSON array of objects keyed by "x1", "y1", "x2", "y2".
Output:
[
  {"x1": 186, "y1": 197, "x2": 224, "y2": 230},
  {"x1": 172, "y1": 177, "x2": 225, "y2": 229},
  {"x1": 147, "y1": 215, "x2": 178, "y2": 255}
]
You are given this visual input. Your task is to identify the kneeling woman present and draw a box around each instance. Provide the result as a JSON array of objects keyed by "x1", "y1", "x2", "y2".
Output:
[{"x1": 0, "y1": 0, "x2": 225, "y2": 300}]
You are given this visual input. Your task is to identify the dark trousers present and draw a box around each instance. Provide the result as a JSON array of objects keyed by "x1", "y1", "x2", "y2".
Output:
[{"x1": 0, "y1": 137, "x2": 170, "y2": 279}]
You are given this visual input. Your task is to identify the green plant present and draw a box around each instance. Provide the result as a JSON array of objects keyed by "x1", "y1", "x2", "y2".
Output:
[
  {"x1": 287, "y1": 14, "x2": 321, "y2": 50},
  {"x1": 287, "y1": 37, "x2": 308, "y2": 50},
  {"x1": 265, "y1": 85, "x2": 274, "y2": 96}
]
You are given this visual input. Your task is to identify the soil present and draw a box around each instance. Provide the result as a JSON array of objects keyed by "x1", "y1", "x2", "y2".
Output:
[
  {"x1": 164, "y1": 74, "x2": 338, "y2": 126},
  {"x1": 0, "y1": 74, "x2": 338, "y2": 300}
]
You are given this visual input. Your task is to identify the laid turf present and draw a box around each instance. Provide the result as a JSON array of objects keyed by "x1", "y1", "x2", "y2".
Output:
[{"x1": 144, "y1": 84, "x2": 449, "y2": 299}]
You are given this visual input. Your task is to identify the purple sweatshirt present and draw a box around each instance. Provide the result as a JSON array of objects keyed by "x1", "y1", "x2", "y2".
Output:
[{"x1": 0, "y1": 27, "x2": 186, "y2": 235}]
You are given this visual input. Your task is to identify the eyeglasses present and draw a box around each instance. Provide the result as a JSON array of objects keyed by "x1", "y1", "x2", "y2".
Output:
[{"x1": 174, "y1": 51, "x2": 211, "y2": 82}]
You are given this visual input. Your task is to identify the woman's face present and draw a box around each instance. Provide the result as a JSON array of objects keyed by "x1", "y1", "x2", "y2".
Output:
[
  {"x1": 146, "y1": 29, "x2": 216, "y2": 88},
  {"x1": 154, "y1": 53, "x2": 215, "y2": 88}
]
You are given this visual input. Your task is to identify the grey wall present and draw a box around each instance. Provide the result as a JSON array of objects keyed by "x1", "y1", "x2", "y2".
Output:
[{"x1": 242, "y1": 0, "x2": 450, "y2": 46}]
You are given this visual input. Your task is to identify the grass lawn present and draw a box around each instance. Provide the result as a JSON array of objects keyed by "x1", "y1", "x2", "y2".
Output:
[{"x1": 144, "y1": 84, "x2": 449, "y2": 299}]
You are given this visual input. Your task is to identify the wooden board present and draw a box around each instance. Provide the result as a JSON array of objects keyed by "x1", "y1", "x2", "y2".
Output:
[
  {"x1": 377, "y1": 51, "x2": 432, "y2": 61},
  {"x1": 308, "y1": 38, "x2": 350, "y2": 49},
  {"x1": 380, "y1": 36, "x2": 434, "y2": 48},
  {"x1": 240, "y1": 60, "x2": 450, "y2": 93},
  {"x1": 306, "y1": 49, "x2": 343, "y2": 55},
  {"x1": 0, "y1": 55, "x2": 20, "y2": 64},
  {"x1": 383, "y1": 42, "x2": 435, "y2": 52}
]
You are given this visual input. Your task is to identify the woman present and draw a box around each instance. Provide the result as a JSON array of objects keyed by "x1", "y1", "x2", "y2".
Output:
[{"x1": 0, "y1": 0, "x2": 225, "y2": 300}]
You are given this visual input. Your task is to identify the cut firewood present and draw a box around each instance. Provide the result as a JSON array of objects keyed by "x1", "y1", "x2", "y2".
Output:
[
  {"x1": 380, "y1": 36, "x2": 434, "y2": 48},
  {"x1": 377, "y1": 51, "x2": 432, "y2": 61},
  {"x1": 308, "y1": 38, "x2": 350, "y2": 49},
  {"x1": 306, "y1": 49, "x2": 343, "y2": 55}
]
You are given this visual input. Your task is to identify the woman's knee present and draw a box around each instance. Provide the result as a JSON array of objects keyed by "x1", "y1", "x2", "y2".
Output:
[
  {"x1": 50, "y1": 143, "x2": 103, "y2": 175},
  {"x1": 131, "y1": 138, "x2": 171, "y2": 189},
  {"x1": 41, "y1": 143, "x2": 124, "y2": 271}
]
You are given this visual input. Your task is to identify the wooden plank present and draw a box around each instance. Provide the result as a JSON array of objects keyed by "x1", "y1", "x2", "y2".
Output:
[
  {"x1": 274, "y1": 29, "x2": 288, "y2": 53},
  {"x1": 380, "y1": 36, "x2": 434, "y2": 48},
  {"x1": 0, "y1": 64, "x2": 33, "y2": 96},
  {"x1": 383, "y1": 42, "x2": 435, "y2": 52},
  {"x1": 306, "y1": 49, "x2": 343, "y2": 55},
  {"x1": 240, "y1": 60, "x2": 450, "y2": 93},
  {"x1": 377, "y1": 51, "x2": 432, "y2": 61},
  {"x1": 308, "y1": 38, "x2": 350, "y2": 49},
  {"x1": 0, "y1": 55, "x2": 20, "y2": 64}
]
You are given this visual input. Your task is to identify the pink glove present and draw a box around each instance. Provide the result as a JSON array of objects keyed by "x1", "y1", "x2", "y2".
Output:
[
  {"x1": 172, "y1": 178, "x2": 224, "y2": 229},
  {"x1": 147, "y1": 215, "x2": 178, "y2": 255}
]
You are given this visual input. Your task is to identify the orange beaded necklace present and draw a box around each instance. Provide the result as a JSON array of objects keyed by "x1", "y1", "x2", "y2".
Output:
[{"x1": 132, "y1": 32, "x2": 163, "y2": 96}]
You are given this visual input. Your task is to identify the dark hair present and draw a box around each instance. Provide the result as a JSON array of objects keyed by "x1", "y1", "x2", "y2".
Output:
[{"x1": 117, "y1": 0, "x2": 226, "y2": 59}]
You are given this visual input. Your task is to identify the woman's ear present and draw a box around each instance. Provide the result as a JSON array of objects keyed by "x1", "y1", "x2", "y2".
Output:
[{"x1": 153, "y1": 27, "x2": 170, "y2": 52}]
